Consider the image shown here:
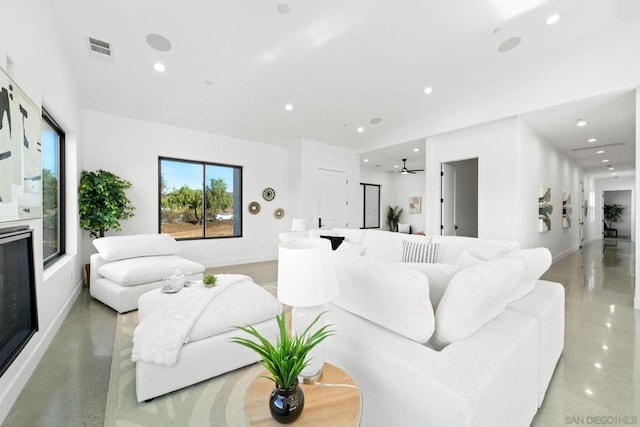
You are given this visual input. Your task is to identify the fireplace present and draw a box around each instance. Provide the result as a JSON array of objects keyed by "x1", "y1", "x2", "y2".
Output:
[{"x1": 0, "y1": 226, "x2": 38, "y2": 377}]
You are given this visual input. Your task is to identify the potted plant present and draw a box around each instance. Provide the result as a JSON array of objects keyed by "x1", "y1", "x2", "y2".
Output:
[
  {"x1": 385, "y1": 205, "x2": 403, "y2": 232},
  {"x1": 603, "y1": 203, "x2": 624, "y2": 237},
  {"x1": 79, "y1": 169, "x2": 135, "y2": 238},
  {"x1": 231, "y1": 312, "x2": 333, "y2": 423},
  {"x1": 79, "y1": 169, "x2": 135, "y2": 284}
]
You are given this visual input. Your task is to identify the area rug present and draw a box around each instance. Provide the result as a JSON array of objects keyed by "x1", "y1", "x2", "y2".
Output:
[{"x1": 104, "y1": 282, "x2": 278, "y2": 427}]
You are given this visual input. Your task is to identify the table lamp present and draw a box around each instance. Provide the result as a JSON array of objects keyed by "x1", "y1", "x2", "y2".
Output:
[{"x1": 277, "y1": 238, "x2": 339, "y2": 383}]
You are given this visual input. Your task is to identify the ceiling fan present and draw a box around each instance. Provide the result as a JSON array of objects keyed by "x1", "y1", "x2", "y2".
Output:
[{"x1": 387, "y1": 159, "x2": 424, "y2": 175}]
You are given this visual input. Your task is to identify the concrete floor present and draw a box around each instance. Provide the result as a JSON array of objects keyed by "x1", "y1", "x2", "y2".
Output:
[{"x1": 2, "y1": 242, "x2": 638, "y2": 426}]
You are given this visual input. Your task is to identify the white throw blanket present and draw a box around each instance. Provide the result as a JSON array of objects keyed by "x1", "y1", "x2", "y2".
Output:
[{"x1": 131, "y1": 274, "x2": 252, "y2": 366}]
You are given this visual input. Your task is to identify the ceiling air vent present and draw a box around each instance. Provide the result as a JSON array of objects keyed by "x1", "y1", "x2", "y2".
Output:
[{"x1": 87, "y1": 37, "x2": 113, "y2": 61}]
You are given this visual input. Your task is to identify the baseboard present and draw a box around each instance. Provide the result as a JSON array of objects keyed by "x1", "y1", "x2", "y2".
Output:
[
  {"x1": 552, "y1": 244, "x2": 580, "y2": 263},
  {"x1": 202, "y1": 254, "x2": 277, "y2": 268},
  {"x1": 0, "y1": 279, "x2": 83, "y2": 424}
]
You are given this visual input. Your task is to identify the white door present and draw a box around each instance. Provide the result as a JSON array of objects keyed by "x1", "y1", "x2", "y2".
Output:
[
  {"x1": 441, "y1": 163, "x2": 456, "y2": 235},
  {"x1": 317, "y1": 169, "x2": 348, "y2": 229}
]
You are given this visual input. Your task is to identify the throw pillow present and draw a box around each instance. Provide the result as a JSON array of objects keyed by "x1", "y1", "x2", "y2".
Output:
[
  {"x1": 402, "y1": 240, "x2": 439, "y2": 263},
  {"x1": 333, "y1": 256, "x2": 435, "y2": 343},
  {"x1": 320, "y1": 235, "x2": 345, "y2": 250},
  {"x1": 505, "y1": 247, "x2": 552, "y2": 302},
  {"x1": 454, "y1": 250, "x2": 484, "y2": 268},
  {"x1": 335, "y1": 241, "x2": 365, "y2": 257},
  {"x1": 432, "y1": 256, "x2": 526, "y2": 350},
  {"x1": 397, "y1": 223, "x2": 411, "y2": 234},
  {"x1": 93, "y1": 233, "x2": 181, "y2": 261}
]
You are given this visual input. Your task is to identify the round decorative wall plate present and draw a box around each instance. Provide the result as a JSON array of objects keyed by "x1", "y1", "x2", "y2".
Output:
[
  {"x1": 274, "y1": 208, "x2": 285, "y2": 219},
  {"x1": 262, "y1": 187, "x2": 276, "y2": 201},
  {"x1": 248, "y1": 201, "x2": 261, "y2": 214}
]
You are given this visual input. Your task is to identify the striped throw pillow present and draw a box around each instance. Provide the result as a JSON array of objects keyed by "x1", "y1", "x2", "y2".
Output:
[{"x1": 402, "y1": 240, "x2": 439, "y2": 263}]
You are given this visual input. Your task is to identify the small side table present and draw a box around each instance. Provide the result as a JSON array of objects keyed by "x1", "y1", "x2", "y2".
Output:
[{"x1": 244, "y1": 363, "x2": 360, "y2": 426}]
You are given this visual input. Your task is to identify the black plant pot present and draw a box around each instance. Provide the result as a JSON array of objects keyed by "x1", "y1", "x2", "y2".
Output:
[{"x1": 269, "y1": 381, "x2": 305, "y2": 424}]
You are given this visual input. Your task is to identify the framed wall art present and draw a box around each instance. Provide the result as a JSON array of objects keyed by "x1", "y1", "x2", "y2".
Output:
[
  {"x1": 0, "y1": 67, "x2": 42, "y2": 222},
  {"x1": 562, "y1": 192, "x2": 571, "y2": 228},
  {"x1": 409, "y1": 196, "x2": 422, "y2": 214},
  {"x1": 538, "y1": 186, "x2": 552, "y2": 232}
]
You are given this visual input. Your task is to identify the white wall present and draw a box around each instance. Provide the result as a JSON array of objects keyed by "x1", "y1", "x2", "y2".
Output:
[
  {"x1": 603, "y1": 190, "x2": 633, "y2": 238},
  {"x1": 426, "y1": 118, "x2": 520, "y2": 240},
  {"x1": 83, "y1": 111, "x2": 291, "y2": 267},
  {"x1": 516, "y1": 121, "x2": 595, "y2": 260},
  {"x1": 289, "y1": 139, "x2": 360, "y2": 230},
  {"x1": 0, "y1": 0, "x2": 84, "y2": 422},
  {"x1": 387, "y1": 173, "x2": 426, "y2": 234}
]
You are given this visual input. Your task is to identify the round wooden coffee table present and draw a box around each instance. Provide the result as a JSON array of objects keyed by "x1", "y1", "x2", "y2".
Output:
[{"x1": 244, "y1": 363, "x2": 360, "y2": 426}]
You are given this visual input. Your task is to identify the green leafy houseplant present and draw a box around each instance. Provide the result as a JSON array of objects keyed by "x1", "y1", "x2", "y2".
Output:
[
  {"x1": 231, "y1": 312, "x2": 333, "y2": 390},
  {"x1": 386, "y1": 205, "x2": 403, "y2": 232},
  {"x1": 603, "y1": 204, "x2": 624, "y2": 229},
  {"x1": 79, "y1": 169, "x2": 135, "y2": 238},
  {"x1": 203, "y1": 274, "x2": 217, "y2": 287}
]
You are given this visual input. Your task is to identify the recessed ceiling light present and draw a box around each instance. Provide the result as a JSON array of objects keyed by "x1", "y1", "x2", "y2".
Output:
[
  {"x1": 594, "y1": 362, "x2": 602, "y2": 369},
  {"x1": 146, "y1": 33, "x2": 172, "y2": 51},
  {"x1": 498, "y1": 37, "x2": 522, "y2": 52},
  {"x1": 363, "y1": 158, "x2": 369, "y2": 163},
  {"x1": 394, "y1": 165, "x2": 399, "y2": 168},
  {"x1": 608, "y1": 166, "x2": 614, "y2": 170},
  {"x1": 423, "y1": 87, "x2": 433, "y2": 94},
  {"x1": 413, "y1": 148, "x2": 420, "y2": 152},
  {"x1": 284, "y1": 104, "x2": 293, "y2": 111},
  {"x1": 613, "y1": 173, "x2": 617, "y2": 176},
  {"x1": 357, "y1": 127, "x2": 364, "y2": 133},
  {"x1": 602, "y1": 344, "x2": 608, "y2": 350},
  {"x1": 602, "y1": 159, "x2": 609, "y2": 163},
  {"x1": 544, "y1": 14, "x2": 560, "y2": 26},
  {"x1": 576, "y1": 119, "x2": 588, "y2": 127},
  {"x1": 153, "y1": 62, "x2": 166, "y2": 72},
  {"x1": 596, "y1": 150, "x2": 604, "y2": 154},
  {"x1": 585, "y1": 388, "x2": 593, "y2": 396},
  {"x1": 588, "y1": 138, "x2": 597, "y2": 143},
  {"x1": 278, "y1": 2, "x2": 290, "y2": 14}
]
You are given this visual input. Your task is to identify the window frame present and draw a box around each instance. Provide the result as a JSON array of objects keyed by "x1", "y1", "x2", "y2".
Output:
[
  {"x1": 360, "y1": 182, "x2": 381, "y2": 229},
  {"x1": 42, "y1": 108, "x2": 66, "y2": 267},
  {"x1": 158, "y1": 156, "x2": 243, "y2": 240}
]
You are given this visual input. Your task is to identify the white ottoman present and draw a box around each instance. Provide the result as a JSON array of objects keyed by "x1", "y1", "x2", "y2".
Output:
[{"x1": 135, "y1": 279, "x2": 282, "y2": 402}]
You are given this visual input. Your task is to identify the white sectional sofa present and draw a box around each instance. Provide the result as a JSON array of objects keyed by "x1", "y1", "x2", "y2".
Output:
[
  {"x1": 298, "y1": 228, "x2": 564, "y2": 427},
  {"x1": 90, "y1": 234, "x2": 205, "y2": 313}
]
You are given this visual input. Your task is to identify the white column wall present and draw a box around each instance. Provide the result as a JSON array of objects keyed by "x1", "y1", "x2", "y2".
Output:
[{"x1": 425, "y1": 118, "x2": 520, "y2": 240}]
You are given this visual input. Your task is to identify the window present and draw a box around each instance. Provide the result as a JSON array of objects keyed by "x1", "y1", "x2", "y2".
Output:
[
  {"x1": 41, "y1": 110, "x2": 65, "y2": 265},
  {"x1": 159, "y1": 157, "x2": 242, "y2": 239}
]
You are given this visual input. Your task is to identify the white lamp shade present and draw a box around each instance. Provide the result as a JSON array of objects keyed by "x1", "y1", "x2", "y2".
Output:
[
  {"x1": 291, "y1": 218, "x2": 307, "y2": 232},
  {"x1": 277, "y1": 238, "x2": 339, "y2": 307}
]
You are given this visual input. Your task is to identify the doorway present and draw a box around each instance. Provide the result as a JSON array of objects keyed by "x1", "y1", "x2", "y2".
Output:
[
  {"x1": 316, "y1": 168, "x2": 348, "y2": 229},
  {"x1": 603, "y1": 190, "x2": 632, "y2": 239},
  {"x1": 441, "y1": 158, "x2": 478, "y2": 237}
]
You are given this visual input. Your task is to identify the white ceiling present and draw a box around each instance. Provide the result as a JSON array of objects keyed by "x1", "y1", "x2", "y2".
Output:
[{"x1": 50, "y1": 0, "x2": 640, "y2": 161}]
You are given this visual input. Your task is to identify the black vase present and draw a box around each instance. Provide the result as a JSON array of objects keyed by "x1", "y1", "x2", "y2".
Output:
[{"x1": 269, "y1": 381, "x2": 305, "y2": 424}]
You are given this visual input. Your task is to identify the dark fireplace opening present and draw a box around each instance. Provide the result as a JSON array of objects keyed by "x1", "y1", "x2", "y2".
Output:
[{"x1": 0, "y1": 226, "x2": 38, "y2": 377}]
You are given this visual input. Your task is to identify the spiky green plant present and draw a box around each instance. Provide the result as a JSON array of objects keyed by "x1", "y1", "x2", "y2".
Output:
[{"x1": 231, "y1": 312, "x2": 333, "y2": 389}]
